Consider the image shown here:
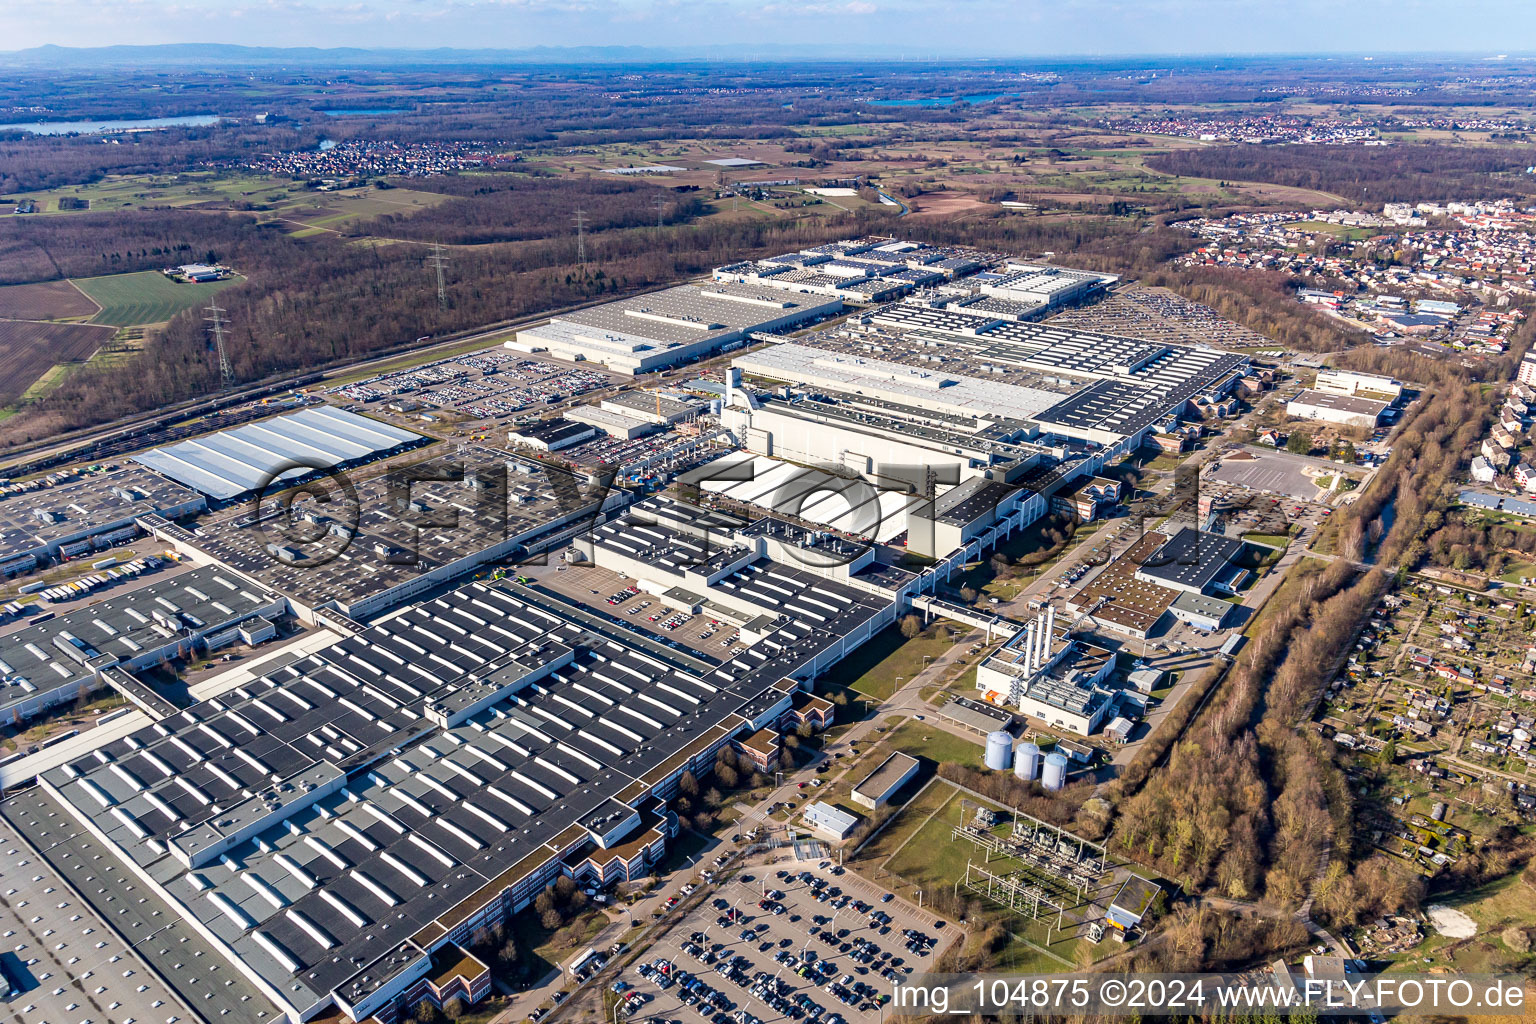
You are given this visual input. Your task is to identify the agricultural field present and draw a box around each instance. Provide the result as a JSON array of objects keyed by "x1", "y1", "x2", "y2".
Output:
[
  {"x1": 71, "y1": 270, "x2": 241, "y2": 327},
  {"x1": 0, "y1": 319, "x2": 114, "y2": 406},
  {"x1": 0, "y1": 172, "x2": 303, "y2": 214},
  {"x1": 0, "y1": 279, "x2": 98, "y2": 321},
  {"x1": 271, "y1": 186, "x2": 450, "y2": 236}
]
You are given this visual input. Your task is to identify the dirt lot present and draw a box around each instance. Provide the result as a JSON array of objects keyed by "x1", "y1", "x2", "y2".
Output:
[
  {"x1": 0, "y1": 318, "x2": 115, "y2": 405},
  {"x1": 0, "y1": 280, "x2": 99, "y2": 321}
]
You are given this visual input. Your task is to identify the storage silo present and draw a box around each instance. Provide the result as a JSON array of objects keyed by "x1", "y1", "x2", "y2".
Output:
[
  {"x1": 1013, "y1": 742, "x2": 1041, "y2": 782},
  {"x1": 709, "y1": 398, "x2": 723, "y2": 416},
  {"x1": 984, "y1": 730, "x2": 1013, "y2": 771},
  {"x1": 1041, "y1": 752, "x2": 1068, "y2": 792}
]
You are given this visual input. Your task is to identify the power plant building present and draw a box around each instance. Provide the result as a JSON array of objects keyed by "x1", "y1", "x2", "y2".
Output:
[{"x1": 976, "y1": 606, "x2": 1119, "y2": 736}]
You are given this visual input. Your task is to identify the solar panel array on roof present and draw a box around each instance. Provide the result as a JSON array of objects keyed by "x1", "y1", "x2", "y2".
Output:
[{"x1": 134, "y1": 407, "x2": 424, "y2": 500}]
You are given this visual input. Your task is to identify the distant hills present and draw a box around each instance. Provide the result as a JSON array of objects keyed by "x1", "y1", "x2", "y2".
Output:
[{"x1": 0, "y1": 42, "x2": 943, "y2": 68}]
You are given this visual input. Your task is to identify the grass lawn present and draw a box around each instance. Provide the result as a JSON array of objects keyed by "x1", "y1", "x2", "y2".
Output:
[
  {"x1": 1498, "y1": 562, "x2": 1536, "y2": 585},
  {"x1": 818, "y1": 623, "x2": 957, "y2": 700},
  {"x1": 509, "y1": 905, "x2": 609, "y2": 981},
  {"x1": 880, "y1": 788, "x2": 981, "y2": 892},
  {"x1": 882, "y1": 718, "x2": 985, "y2": 767},
  {"x1": 1243, "y1": 532, "x2": 1292, "y2": 549},
  {"x1": 850, "y1": 779, "x2": 956, "y2": 868},
  {"x1": 72, "y1": 270, "x2": 242, "y2": 327}
]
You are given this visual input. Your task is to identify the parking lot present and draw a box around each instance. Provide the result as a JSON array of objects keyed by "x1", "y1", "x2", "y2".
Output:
[
  {"x1": 527, "y1": 563, "x2": 749, "y2": 661},
  {"x1": 0, "y1": 787, "x2": 274, "y2": 1024},
  {"x1": 1204, "y1": 448, "x2": 1328, "y2": 504},
  {"x1": 615, "y1": 858, "x2": 951, "y2": 1024}
]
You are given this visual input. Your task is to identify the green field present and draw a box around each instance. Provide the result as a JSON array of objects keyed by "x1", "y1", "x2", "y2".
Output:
[
  {"x1": 818, "y1": 623, "x2": 958, "y2": 700},
  {"x1": 71, "y1": 271, "x2": 241, "y2": 327}
]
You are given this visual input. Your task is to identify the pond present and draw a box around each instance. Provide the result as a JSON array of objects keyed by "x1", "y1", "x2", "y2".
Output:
[{"x1": 0, "y1": 114, "x2": 221, "y2": 135}]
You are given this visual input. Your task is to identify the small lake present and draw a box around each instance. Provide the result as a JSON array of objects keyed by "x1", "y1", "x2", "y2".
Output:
[
  {"x1": 318, "y1": 109, "x2": 405, "y2": 117},
  {"x1": 0, "y1": 114, "x2": 220, "y2": 136},
  {"x1": 866, "y1": 92, "x2": 1014, "y2": 107}
]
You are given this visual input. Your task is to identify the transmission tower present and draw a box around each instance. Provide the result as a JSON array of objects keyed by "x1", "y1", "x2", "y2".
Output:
[
  {"x1": 205, "y1": 302, "x2": 234, "y2": 390},
  {"x1": 652, "y1": 195, "x2": 666, "y2": 228},
  {"x1": 426, "y1": 242, "x2": 450, "y2": 310},
  {"x1": 574, "y1": 208, "x2": 587, "y2": 269}
]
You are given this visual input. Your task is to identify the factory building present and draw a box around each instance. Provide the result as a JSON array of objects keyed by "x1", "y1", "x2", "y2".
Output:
[
  {"x1": 134, "y1": 406, "x2": 426, "y2": 502},
  {"x1": 1287, "y1": 388, "x2": 1391, "y2": 428},
  {"x1": 979, "y1": 263, "x2": 1118, "y2": 311},
  {"x1": 906, "y1": 478, "x2": 1026, "y2": 559},
  {"x1": 42, "y1": 501, "x2": 895, "y2": 1024},
  {"x1": 508, "y1": 283, "x2": 842, "y2": 375},
  {"x1": 141, "y1": 446, "x2": 629, "y2": 622},
  {"x1": 0, "y1": 566, "x2": 285, "y2": 725},
  {"x1": 1133, "y1": 527, "x2": 1249, "y2": 597},
  {"x1": 1312, "y1": 368, "x2": 1403, "y2": 400},
  {"x1": 1065, "y1": 528, "x2": 1245, "y2": 639},
  {"x1": 0, "y1": 463, "x2": 206, "y2": 574}
]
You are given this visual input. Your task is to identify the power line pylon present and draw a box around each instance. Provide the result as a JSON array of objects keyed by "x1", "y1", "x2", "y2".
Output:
[
  {"x1": 426, "y1": 242, "x2": 450, "y2": 310},
  {"x1": 574, "y1": 208, "x2": 587, "y2": 270},
  {"x1": 205, "y1": 302, "x2": 234, "y2": 390}
]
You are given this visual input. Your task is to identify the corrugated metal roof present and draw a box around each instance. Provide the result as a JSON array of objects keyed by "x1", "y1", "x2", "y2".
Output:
[{"x1": 134, "y1": 406, "x2": 422, "y2": 500}]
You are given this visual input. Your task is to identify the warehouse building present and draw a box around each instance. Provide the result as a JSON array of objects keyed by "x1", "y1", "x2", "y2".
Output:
[
  {"x1": 508, "y1": 283, "x2": 842, "y2": 375},
  {"x1": 600, "y1": 390, "x2": 702, "y2": 425},
  {"x1": 1287, "y1": 388, "x2": 1391, "y2": 428},
  {"x1": 508, "y1": 417, "x2": 597, "y2": 452},
  {"x1": 565, "y1": 405, "x2": 660, "y2": 440},
  {"x1": 0, "y1": 565, "x2": 285, "y2": 725}
]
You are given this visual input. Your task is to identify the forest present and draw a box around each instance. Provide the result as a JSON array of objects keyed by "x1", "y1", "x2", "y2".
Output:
[
  {"x1": 0, "y1": 197, "x2": 894, "y2": 446},
  {"x1": 1145, "y1": 143, "x2": 1536, "y2": 204}
]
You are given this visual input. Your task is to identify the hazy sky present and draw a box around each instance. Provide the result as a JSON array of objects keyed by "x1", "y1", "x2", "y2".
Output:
[{"x1": 1, "y1": 0, "x2": 1533, "y2": 55}]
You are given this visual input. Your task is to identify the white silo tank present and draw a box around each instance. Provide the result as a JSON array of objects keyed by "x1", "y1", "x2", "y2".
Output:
[
  {"x1": 1013, "y1": 742, "x2": 1041, "y2": 781},
  {"x1": 709, "y1": 398, "x2": 723, "y2": 416},
  {"x1": 1041, "y1": 752, "x2": 1068, "y2": 792},
  {"x1": 984, "y1": 730, "x2": 1013, "y2": 771}
]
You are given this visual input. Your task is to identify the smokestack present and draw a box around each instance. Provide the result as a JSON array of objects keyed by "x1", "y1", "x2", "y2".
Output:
[
  {"x1": 1045, "y1": 605, "x2": 1056, "y2": 656},
  {"x1": 1022, "y1": 622, "x2": 1035, "y2": 672}
]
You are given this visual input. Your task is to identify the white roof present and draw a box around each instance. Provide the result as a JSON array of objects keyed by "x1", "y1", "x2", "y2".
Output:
[{"x1": 134, "y1": 406, "x2": 421, "y2": 500}]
